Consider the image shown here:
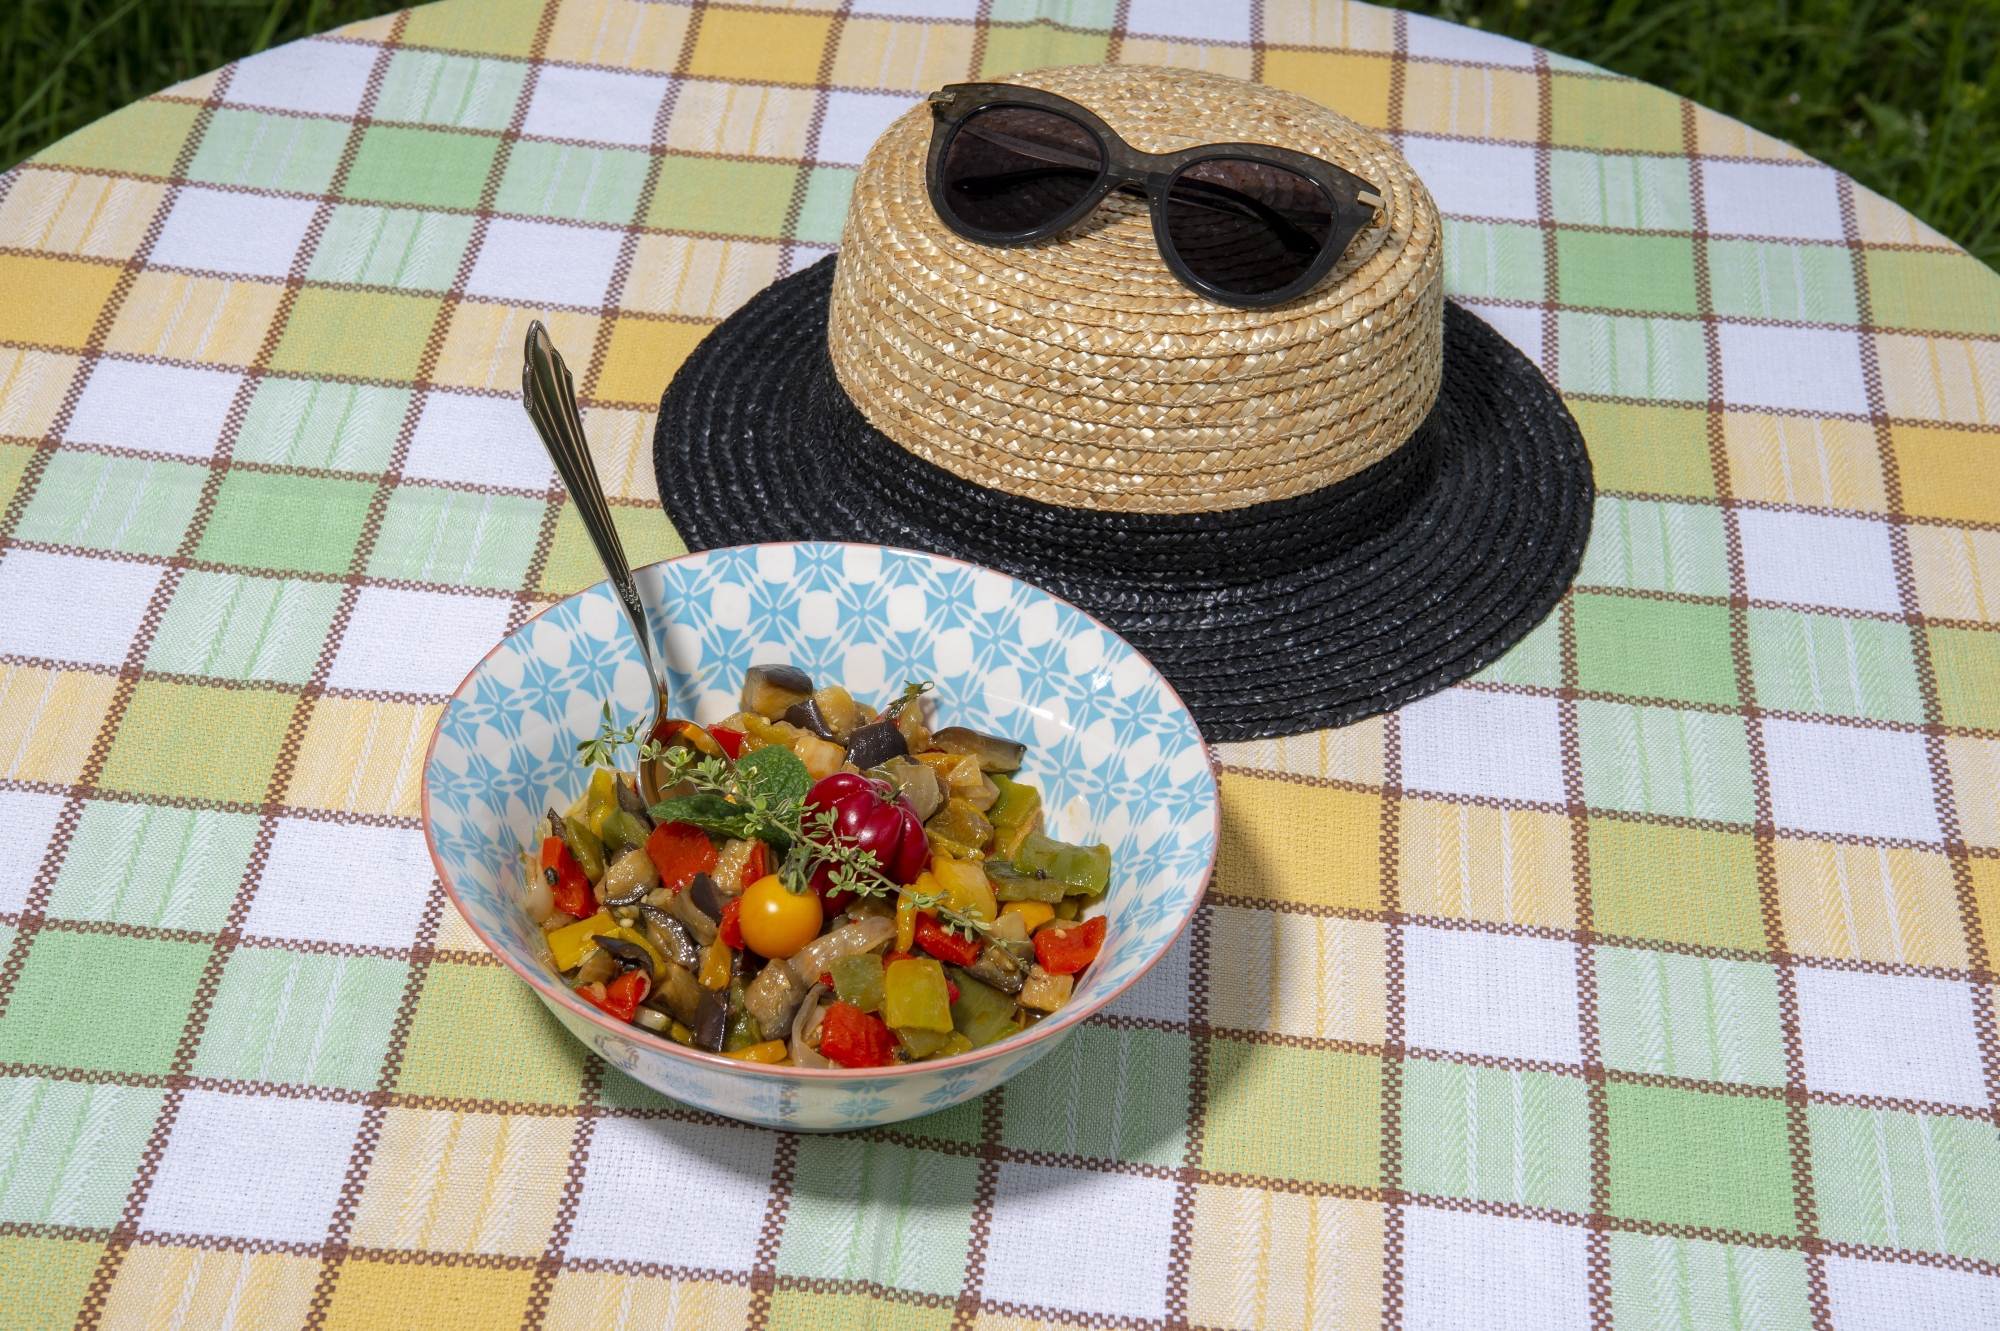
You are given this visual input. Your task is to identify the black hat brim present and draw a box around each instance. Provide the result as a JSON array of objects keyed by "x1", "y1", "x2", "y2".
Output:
[{"x1": 654, "y1": 257, "x2": 1592, "y2": 742}]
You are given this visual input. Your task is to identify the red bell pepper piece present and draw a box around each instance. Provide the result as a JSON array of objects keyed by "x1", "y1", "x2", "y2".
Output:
[
  {"x1": 740, "y1": 840, "x2": 768, "y2": 891},
  {"x1": 947, "y1": 979, "x2": 961, "y2": 1004},
  {"x1": 913, "y1": 912, "x2": 982, "y2": 968},
  {"x1": 647, "y1": 821, "x2": 718, "y2": 894},
  {"x1": 718, "y1": 897, "x2": 743, "y2": 950},
  {"x1": 820, "y1": 1000, "x2": 897, "y2": 1068},
  {"x1": 580, "y1": 969, "x2": 650, "y2": 1022},
  {"x1": 819, "y1": 973, "x2": 835, "y2": 990},
  {"x1": 540, "y1": 836, "x2": 592, "y2": 919},
  {"x1": 710, "y1": 726, "x2": 746, "y2": 759},
  {"x1": 1033, "y1": 915, "x2": 1106, "y2": 976},
  {"x1": 881, "y1": 951, "x2": 913, "y2": 969}
]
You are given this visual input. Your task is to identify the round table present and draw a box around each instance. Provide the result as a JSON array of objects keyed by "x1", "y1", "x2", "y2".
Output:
[{"x1": 2, "y1": 2, "x2": 1997, "y2": 1328}]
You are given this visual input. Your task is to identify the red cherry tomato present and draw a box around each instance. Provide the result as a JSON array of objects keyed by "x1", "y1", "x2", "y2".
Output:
[
  {"x1": 802, "y1": 774, "x2": 928, "y2": 903},
  {"x1": 1033, "y1": 915, "x2": 1107, "y2": 976}
]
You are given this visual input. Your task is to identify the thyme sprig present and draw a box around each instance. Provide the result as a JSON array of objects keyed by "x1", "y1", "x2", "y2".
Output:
[{"x1": 577, "y1": 703, "x2": 673, "y2": 769}]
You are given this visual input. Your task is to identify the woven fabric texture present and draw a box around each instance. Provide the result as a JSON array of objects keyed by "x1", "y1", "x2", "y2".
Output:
[{"x1": 1, "y1": 2, "x2": 1998, "y2": 1329}]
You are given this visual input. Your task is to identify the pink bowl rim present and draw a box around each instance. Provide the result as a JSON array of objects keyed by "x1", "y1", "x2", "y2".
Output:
[{"x1": 419, "y1": 541, "x2": 1217, "y2": 1083}]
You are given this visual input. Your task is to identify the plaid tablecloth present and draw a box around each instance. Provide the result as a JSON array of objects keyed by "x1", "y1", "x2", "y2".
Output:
[{"x1": 3, "y1": 1, "x2": 1998, "y2": 1328}]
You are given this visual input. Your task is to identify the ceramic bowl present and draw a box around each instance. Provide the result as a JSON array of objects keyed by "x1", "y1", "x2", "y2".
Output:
[{"x1": 421, "y1": 543, "x2": 1217, "y2": 1131}]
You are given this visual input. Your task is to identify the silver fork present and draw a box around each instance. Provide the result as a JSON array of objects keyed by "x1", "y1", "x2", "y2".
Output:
[{"x1": 520, "y1": 320, "x2": 676, "y2": 804}]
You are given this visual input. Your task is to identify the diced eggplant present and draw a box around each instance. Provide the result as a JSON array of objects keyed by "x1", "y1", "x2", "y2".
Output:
[
  {"x1": 599, "y1": 847, "x2": 659, "y2": 905},
  {"x1": 742, "y1": 664, "x2": 813, "y2": 719},
  {"x1": 574, "y1": 949, "x2": 619, "y2": 986},
  {"x1": 961, "y1": 935, "x2": 1031, "y2": 994},
  {"x1": 783, "y1": 696, "x2": 839, "y2": 743},
  {"x1": 669, "y1": 880, "x2": 719, "y2": 946},
  {"x1": 688, "y1": 871, "x2": 731, "y2": 923},
  {"x1": 691, "y1": 986, "x2": 730, "y2": 1052},
  {"x1": 1019, "y1": 964, "x2": 1073, "y2": 1013},
  {"x1": 649, "y1": 961, "x2": 703, "y2": 1025},
  {"x1": 845, "y1": 719, "x2": 908, "y2": 771},
  {"x1": 744, "y1": 959, "x2": 805, "y2": 1038},
  {"x1": 932, "y1": 726, "x2": 1026, "y2": 772},
  {"x1": 811, "y1": 686, "x2": 862, "y2": 741},
  {"x1": 641, "y1": 907, "x2": 703, "y2": 970},
  {"x1": 591, "y1": 934, "x2": 655, "y2": 979}
]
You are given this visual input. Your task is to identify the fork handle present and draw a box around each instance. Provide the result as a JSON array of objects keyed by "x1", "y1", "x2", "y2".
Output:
[{"x1": 520, "y1": 321, "x2": 670, "y2": 709}]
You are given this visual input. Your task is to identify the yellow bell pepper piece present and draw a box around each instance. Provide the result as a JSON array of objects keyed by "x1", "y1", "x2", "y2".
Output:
[
  {"x1": 932, "y1": 854, "x2": 995, "y2": 921},
  {"x1": 883, "y1": 957, "x2": 953, "y2": 1032},
  {"x1": 725, "y1": 1039, "x2": 790, "y2": 1064},
  {"x1": 699, "y1": 935, "x2": 732, "y2": 990},
  {"x1": 895, "y1": 890, "x2": 918, "y2": 953},
  {"x1": 548, "y1": 911, "x2": 617, "y2": 972},
  {"x1": 1000, "y1": 900, "x2": 1055, "y2": 932},
  {"x1": 940, "y1": 1031, "x2": 973, "y2": 1058},
  {"x1": 668, "y1": 1021, "x2": 695, "y2": 1046},
  {"x1": 585, "y1": 766, "x2": 619, "y2": 837}
]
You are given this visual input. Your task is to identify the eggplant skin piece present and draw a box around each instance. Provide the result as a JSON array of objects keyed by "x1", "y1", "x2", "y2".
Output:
[
  {"x1": 691, "y1": 987, "x2": 730, "y2": 1051},
  {"x1": 783, "y1": 697, "x2": 839, "y2": 742},
  {"x1": 687, "y1": 871, "x2": 730, "y2": 922},
  {"x1": 591, "y1": 935, "x2": 655, "y2": 979},
  {"x1": 748, "y1": 663, "x2": 811, "y2": 695},
  {"x1": 931, "y1": 727, "x2": 1026, "y2": 772},
  {"x1": 844, "y1": 719, "x2": 908, "y2": 771}
]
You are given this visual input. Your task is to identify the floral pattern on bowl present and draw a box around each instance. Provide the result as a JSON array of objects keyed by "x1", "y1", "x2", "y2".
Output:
[{"x1": 421, "y1": 543, "x2": 1217, "y2": 1131}]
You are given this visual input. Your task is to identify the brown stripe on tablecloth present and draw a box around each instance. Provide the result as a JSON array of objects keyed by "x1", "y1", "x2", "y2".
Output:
[
  {"x1": 1160, "y1": 878, "x2": 1214, "y2": 1331},
  {"x1": 1534, "y1": 48, "x2": 1560, "y2": 385},
  {"x1": 518, "y1": 1053, "x2": 607, "y2": 1331},
  {"x1": 70, "y1": 30, "x2": 414, "y2": 1324},
  {"x1": 1246, "y1": 1, "x2": 1265, "y2": 83},
  {"x1": 1376, "y1": 711, "x2": 1408, "y2": 1331},
  {"x1": 1384, "y1": 10, "x2": 1407, "y2": 142},
  {"x1": 1556, "y1": 590, "x2": 1614, "y2": 1328},
  {"x1": 300, "y1": 878, "x2": 447, "y2": 1330},
  {"x1": 289, "y1": 8, "x2": 566, "y2": 1323},
  {"x1": 944, "y1": 1085, "x2": 1008, "y2": 1331},
  {"x1": 0, "y1": 89, "x2": 220, "y2": 1023},
  {"x1": 778, "y1": 2, "x2": 853, "y2": 280},
  {"x1": 1838, "y1": 173, "x2": 2000, "y2": 1125},
  {"x1": 1684, "y1": 95, "x2": 1837, "y2": 1331},
  {"x1": 1105, "y1": 0, "x2": 1132, "y2": 66},
  {"x1": 967, "y1": 2, "x2": 994, "y2": 82},
  {"x1": 739, "y1": 1131, "x2": 801, "y2": 1331}
]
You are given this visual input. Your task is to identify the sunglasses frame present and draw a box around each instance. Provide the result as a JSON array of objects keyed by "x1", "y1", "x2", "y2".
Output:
[{"x1": 924, "y1": 82, "x2": 1384, "y2": 309}]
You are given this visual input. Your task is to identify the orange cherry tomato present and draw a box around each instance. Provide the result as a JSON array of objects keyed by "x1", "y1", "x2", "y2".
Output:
[{"x1": 738, "y1": 873, "x2": 824, "y2": 960}]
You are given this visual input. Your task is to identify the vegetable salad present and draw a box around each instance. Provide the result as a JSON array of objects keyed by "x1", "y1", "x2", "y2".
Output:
[{"x1": 522, "y1": 665, "x2": 1113, "y2": 1067}]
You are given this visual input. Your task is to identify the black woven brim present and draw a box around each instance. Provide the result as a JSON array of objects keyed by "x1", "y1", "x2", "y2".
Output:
[{"x1": 655, "y1": 256, "x2": 1592, "y2": 742}]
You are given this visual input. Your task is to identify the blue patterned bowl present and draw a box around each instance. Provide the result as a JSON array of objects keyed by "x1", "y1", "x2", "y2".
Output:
[{"x1": 421, "y1": 543, "x2": 1217, "y2": 1131}]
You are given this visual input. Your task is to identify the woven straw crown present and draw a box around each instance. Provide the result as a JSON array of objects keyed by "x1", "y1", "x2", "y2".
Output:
[{"x1": 827, "y1": 64, "x2": 1444, "y2": 516}]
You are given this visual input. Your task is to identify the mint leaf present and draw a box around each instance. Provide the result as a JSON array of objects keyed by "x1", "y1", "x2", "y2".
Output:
[{"x1": 736, "y1": 744, "x2": 811, "y2": 816}]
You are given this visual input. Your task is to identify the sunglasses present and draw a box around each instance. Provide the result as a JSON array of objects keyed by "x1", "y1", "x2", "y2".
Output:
[{"x1": 924, "y1": 83, "x2": 1384, "y2": 309}]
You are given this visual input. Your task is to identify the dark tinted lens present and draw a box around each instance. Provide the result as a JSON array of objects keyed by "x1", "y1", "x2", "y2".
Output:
[
  {"x1": 1163, "y1": 157, "x2": 1335, "y2": 298},
  {"x1": 938, "y1": 105, "x2": 1105, "y2": 235}
]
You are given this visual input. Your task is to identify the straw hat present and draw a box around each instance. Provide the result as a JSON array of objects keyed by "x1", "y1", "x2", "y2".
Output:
[{"x1": 654, "y1": 66, "x2": 1592, "y2": 741}]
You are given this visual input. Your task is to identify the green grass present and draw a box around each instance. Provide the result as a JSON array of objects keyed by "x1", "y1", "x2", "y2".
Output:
[{"x1": 3, "y1": 1, "x2": 1997, "y2": 267}]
